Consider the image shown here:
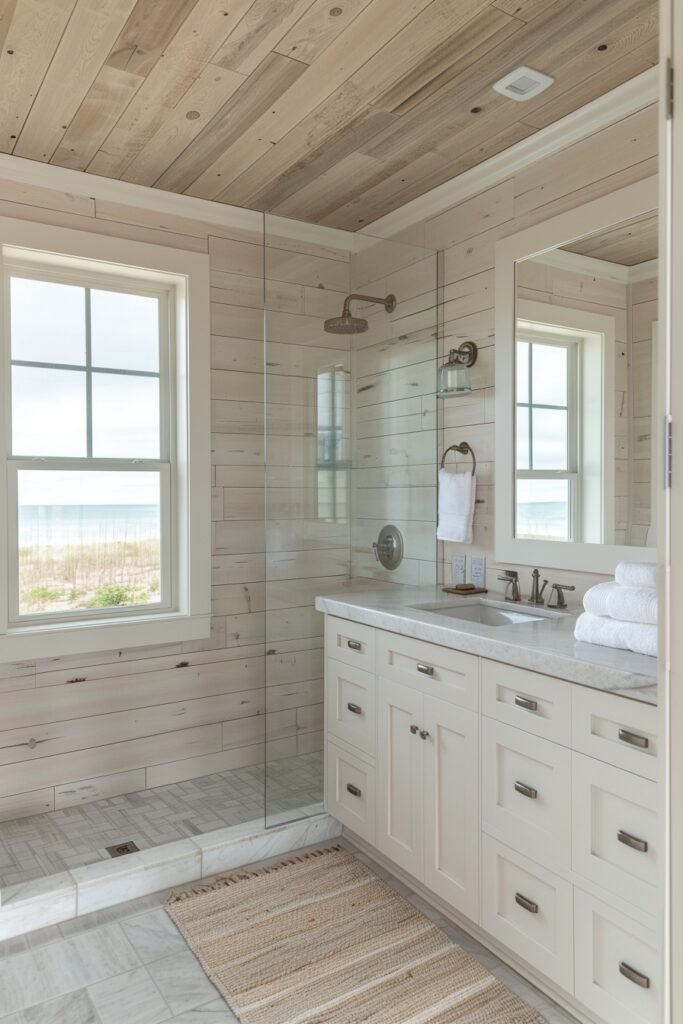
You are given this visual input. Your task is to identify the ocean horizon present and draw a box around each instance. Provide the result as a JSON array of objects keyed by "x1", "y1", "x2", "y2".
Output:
[{"x1": 18, "y1": 504, "x2": 160, "y2": 547}]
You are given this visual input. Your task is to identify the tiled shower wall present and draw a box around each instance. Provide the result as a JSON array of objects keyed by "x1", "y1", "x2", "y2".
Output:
[
  {"x1": 0, "y1": 183, "x2": 357, "y2": 822},
  {"x1": 393, "y1": 101, "x2": 658, "y2": 604}
]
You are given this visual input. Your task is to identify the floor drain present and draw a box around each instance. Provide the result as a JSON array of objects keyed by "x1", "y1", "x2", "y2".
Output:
[{"x1": 106, "y1": 840, "x2": 139, "y2": 858}]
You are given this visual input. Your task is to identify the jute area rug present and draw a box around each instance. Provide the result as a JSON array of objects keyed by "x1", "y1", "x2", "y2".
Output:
[{"x1": 166, "y1": 846, "x2": 546, "y2": 1024}]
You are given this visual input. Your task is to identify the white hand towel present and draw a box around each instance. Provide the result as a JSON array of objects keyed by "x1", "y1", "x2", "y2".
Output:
[
  {"x1": 615, "y1": 561, "x2": 657, "y2": 589},
  {"x1": 583, "y1": 580, "x2": 658, "y2": 624},
  {"x1": 574, "y1": 612, "x2": 657, "y2": 658},
  {"x1": 582, "y1": 580, "x2": 616, "y2": 617},
  {"x1": 607, "y1": 584, "x2": 658, "y2": 625},
  {"x1": 437, "y1": 468, "x2": 476, "y2": 544}
]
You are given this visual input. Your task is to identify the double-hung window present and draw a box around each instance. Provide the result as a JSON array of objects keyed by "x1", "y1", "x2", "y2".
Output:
[
  {"x1": 8, "y1": 266, "x2": 171, "y2": 620},
  {"x1": 0, "y1": 223, "x2": 210, "y2": 660}
]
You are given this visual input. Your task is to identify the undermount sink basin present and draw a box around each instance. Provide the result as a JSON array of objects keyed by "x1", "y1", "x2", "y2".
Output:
[{"x1": 410, "y1": 598, "x2": 547, "y2": 627}]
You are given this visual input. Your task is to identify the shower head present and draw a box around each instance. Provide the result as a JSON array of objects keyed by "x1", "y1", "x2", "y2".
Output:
[
  {"x1": 323, "y1": 314, "x2": 369, "y2": 335},
  {"x1": 324, "y1": 293, "x2": 397, "y2": 335}
]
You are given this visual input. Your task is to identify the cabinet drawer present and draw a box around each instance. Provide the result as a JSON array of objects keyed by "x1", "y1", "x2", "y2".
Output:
[
  {"x1": 482, "y1": 719, "x2": 571, "y2": 868},
  {"x1": 326, "y1": 739, "x2": 375, "y2": 844},
  {"x1": 572, "y1": 753, "x2": 659, "y2": 913},
  {"x1": 326, "y1": 658, "x2": 376, "y2": 757},
  {"x1": 377, "y1": 630, "x2": 478, "y2": 711},
  {"x1": 482, "y1": 835, "x2": 573, "y2": 993},
  {"x1": 326, "y1": 616, "x2": 375, "y2": 673},
  {"x1": 574, "y1": 889, "x2": 659, "y2": 1024},
  {"x1": 482, "y1": 660, "x2": 571, "y2": 745},
  {"x1": 572, "y1": 687, "x2": 658, "y2": 781}
]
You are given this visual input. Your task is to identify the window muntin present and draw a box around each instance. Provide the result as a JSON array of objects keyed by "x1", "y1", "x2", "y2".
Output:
[
  {"x1": 515, "y1": 335, "x2": 579, "y2": 542},
  {"x1": 5, "y1": 264, "x2": 172, "y2": 624}
]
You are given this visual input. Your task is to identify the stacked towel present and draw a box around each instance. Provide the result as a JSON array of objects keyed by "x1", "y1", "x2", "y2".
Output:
[
  {"x1": 575, "y1": 561, "x2": 658, "y2": 659},
  {"x1": 437, "y1": 468, "x2": 476, "y2": 544}
]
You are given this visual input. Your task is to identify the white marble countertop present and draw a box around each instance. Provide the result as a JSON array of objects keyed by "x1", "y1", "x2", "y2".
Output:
[{"x1": 315, "y1": 585, "x2": 658, "y2": 705}]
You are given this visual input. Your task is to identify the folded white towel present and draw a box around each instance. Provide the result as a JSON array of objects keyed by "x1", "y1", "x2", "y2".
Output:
[
  {"x1": 583, "y1": 580, "x2": 658, "y2": 625},
  {"x1": 437, "y1": 468, "x2": 476, "y2": 544},
  {"x1": 574, "y1": 612, "x2": 657, "y2": 658},
  {"x1": 615, "y1": 561, "x2": 657, "y2": 589}
]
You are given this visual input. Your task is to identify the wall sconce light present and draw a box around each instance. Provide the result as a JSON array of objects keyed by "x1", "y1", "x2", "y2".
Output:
[{"x1": 436, "y1": 342, "x2": 478, "y2": 397}]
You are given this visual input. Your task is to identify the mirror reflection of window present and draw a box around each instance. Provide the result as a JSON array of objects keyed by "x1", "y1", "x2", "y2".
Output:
[
  {"x1": 316, "y1": 365, "x2": 349, "y2": 522},
  {"x1": 516, "y1": 336, "x2": 577, "y2": 541}
]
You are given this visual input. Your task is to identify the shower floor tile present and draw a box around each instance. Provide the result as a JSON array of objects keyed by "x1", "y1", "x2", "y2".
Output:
[{"x1": 0, "y1": 753, "x2": 323, "y2": 888}]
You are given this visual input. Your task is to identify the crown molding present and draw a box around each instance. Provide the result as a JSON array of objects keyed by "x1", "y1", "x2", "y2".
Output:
[
  {"x1": 535, "y1": 247, "x2": 659, "y2": 284},
  {"x1": 0, "y1": 153, "x2": 374, "y2": 254},
  {"x1": 361, "y1": 67, "x2": 659, "y2": 240}
]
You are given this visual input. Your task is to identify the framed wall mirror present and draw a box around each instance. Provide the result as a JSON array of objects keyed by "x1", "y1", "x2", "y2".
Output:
[{"x1": 495, "y1": 177, "x2": 659, "y2": 573}]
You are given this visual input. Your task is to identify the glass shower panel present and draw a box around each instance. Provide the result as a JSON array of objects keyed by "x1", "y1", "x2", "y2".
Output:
[
  {"x1": 349, "y1": 238, "x2": 439, "y2": 587},
  {"x1": 264, "y1": 215, "x2": 437, "y2": 829},
  {"x1": 264, "y1": 215, "x2": 352, "y2": 827}
]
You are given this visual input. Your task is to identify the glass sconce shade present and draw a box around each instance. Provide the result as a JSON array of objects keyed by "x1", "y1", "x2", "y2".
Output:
[{"x1": 437, "y1": 342, "x2": 478, "y2": 397}]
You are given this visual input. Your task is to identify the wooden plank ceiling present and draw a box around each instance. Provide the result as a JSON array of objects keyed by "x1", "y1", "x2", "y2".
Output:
[
  {"x1": 0, "y1": 0, "x2": 658, "y2": 230},
  {"x1": 563, "y1": 212, "x2": 658, "y2": 265}
]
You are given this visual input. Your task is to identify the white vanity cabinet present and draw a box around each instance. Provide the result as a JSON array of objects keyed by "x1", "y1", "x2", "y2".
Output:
[
  {"x1": 323, "y1": 614, "x2": 661, "y2": 1024},
  {"x1": 376, "y1": 630, "x2": 480, "y2": 920}
]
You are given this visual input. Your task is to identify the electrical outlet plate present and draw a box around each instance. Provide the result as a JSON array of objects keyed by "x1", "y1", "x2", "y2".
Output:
[
  {"x1": 452, "y1": 553, "x2": 466, "y2": 586},
  {"x1": 471, "y1": 555, "x2": 486, "y2": 590}
]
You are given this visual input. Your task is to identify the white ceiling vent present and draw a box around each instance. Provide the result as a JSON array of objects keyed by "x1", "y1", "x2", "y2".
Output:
[{"x1": 492, "y1": 66, "x2": 554, "y2": 101}]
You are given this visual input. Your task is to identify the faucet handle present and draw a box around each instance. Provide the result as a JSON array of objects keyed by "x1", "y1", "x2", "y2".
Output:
[{"x1": 548, "y1": 582, "x2": 576, "y2": 609}]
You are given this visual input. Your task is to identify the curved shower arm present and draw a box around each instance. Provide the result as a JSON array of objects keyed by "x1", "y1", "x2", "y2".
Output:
[{"x1": 341, "y1": 293, "x2": 397, "y2": 316}]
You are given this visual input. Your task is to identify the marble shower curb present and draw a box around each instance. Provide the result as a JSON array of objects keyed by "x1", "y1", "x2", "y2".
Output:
[{"x1": 0, "y1": 812, "x2": 341, "y2": 941}]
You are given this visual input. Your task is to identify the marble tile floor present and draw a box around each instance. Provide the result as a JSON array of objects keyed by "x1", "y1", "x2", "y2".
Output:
[
  {"x1": 0, "y1": 837, "x2": 579, "y2": 1024},
  {"x1": 0, "y1": 753, "x2": 323, "y2": 888}
]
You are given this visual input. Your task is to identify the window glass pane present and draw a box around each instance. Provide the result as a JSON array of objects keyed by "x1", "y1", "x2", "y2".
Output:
[
  {"x1": 532, "y1": 408, "x2": 567, "y2": 470},
  {"x1": 92, "y1": 374, "x2": 160, "y2": 458},
  {"x1": 12, "y1": 366, "x2": 86, "y2": 456},
  {"x1": 516, "y1": 478, "x2": 570, "y2": 541},
  {"x1": 17, "y1": 470, "x2": 161, "y2": 616},
  {"x1": 516, "y1": 340, "x2": 529, "y2": 404},
  {"x1": 11, "y1": 277, "x2": 85, "y2": 364},
  {"x1": 531, "y1": 342, "x2": 568, "y2": 407},
  {"x1": 91, "y1": 290, "x2": 160, "y2": 372},
  {"x1": 516, "y1": 406, "x2": 529, "y2": 470}
]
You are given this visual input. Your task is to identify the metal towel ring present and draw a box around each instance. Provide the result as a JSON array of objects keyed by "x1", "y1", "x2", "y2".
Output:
[{"x1": 440, "y1": 442, "x2": 476, "y2": 476}]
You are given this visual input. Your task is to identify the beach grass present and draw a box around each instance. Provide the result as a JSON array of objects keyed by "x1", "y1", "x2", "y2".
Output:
[{"x1": 19, "y1": 538, "x2": 161, "y2": 614}]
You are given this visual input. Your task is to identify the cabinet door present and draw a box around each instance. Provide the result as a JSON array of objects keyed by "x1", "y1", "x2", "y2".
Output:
[
  {"x1": 376, "y1": 677, "x2": 424, "y2": 879},
  {"x1": 423, "y1": 695, "x2": 479, "y2": 922}
]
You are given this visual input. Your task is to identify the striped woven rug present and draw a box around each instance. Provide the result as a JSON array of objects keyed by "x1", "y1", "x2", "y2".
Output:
[{"x1": 166, "y1": 846, "x2": 545, "y2": 1024}]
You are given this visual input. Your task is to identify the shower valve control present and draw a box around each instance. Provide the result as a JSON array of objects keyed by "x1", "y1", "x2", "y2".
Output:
[{"x1": 373, "y1": 524, "x2": 404, "y2": 570}]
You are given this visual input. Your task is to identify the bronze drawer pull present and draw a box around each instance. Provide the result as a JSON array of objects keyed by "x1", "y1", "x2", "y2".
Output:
[
  {"x1": 514, "y1": 781, "x2": 538, "y2": 800},
  {"x1": 417, "y1": 663, "x2": 434, "y2": 676},
  {"x1": 515, "y1": 893, "x2": 539, "y2": 914},
  {"x1": 347, "y1": 639, "x2": 362, "y2": 651},
  {"x1": 618, "y1": 728, "x2": 649, "y2": 749},
  {"x1": 514, "y1": 695, "x2": 538, "y2": 712},
  {"x1": 346, "y1": 783, "x2": 362, "y2": 798},
  {"x1": 347, "y1": 702, "x2": 362, "y2": 715},
  {"x1": 619, "y1": 962, "x2": 650, "y2": 988},
  {"x1": 618, "y1": 830, "x2": 649, "y2": 853}
]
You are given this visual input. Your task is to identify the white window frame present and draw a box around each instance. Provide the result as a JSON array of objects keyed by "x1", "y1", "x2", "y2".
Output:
[{"x1": 0, "y1": 217, "x2": 211, "y2": 660}]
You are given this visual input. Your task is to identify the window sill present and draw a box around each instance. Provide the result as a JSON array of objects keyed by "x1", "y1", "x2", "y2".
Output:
[{"x1": 0, "y1": 612, "x2": 212, "y2": 663}]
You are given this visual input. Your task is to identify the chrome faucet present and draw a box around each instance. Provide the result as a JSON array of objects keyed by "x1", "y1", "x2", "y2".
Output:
[
  {"x1": 548, "y1": 582, "x2": 576, "y2": 609},
  {"x1": 498, "y1": 569, "x2": 521, "y2": 602},
  {"x1": 528, "y1": 569, "x2": 548, "y2": 605}
]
